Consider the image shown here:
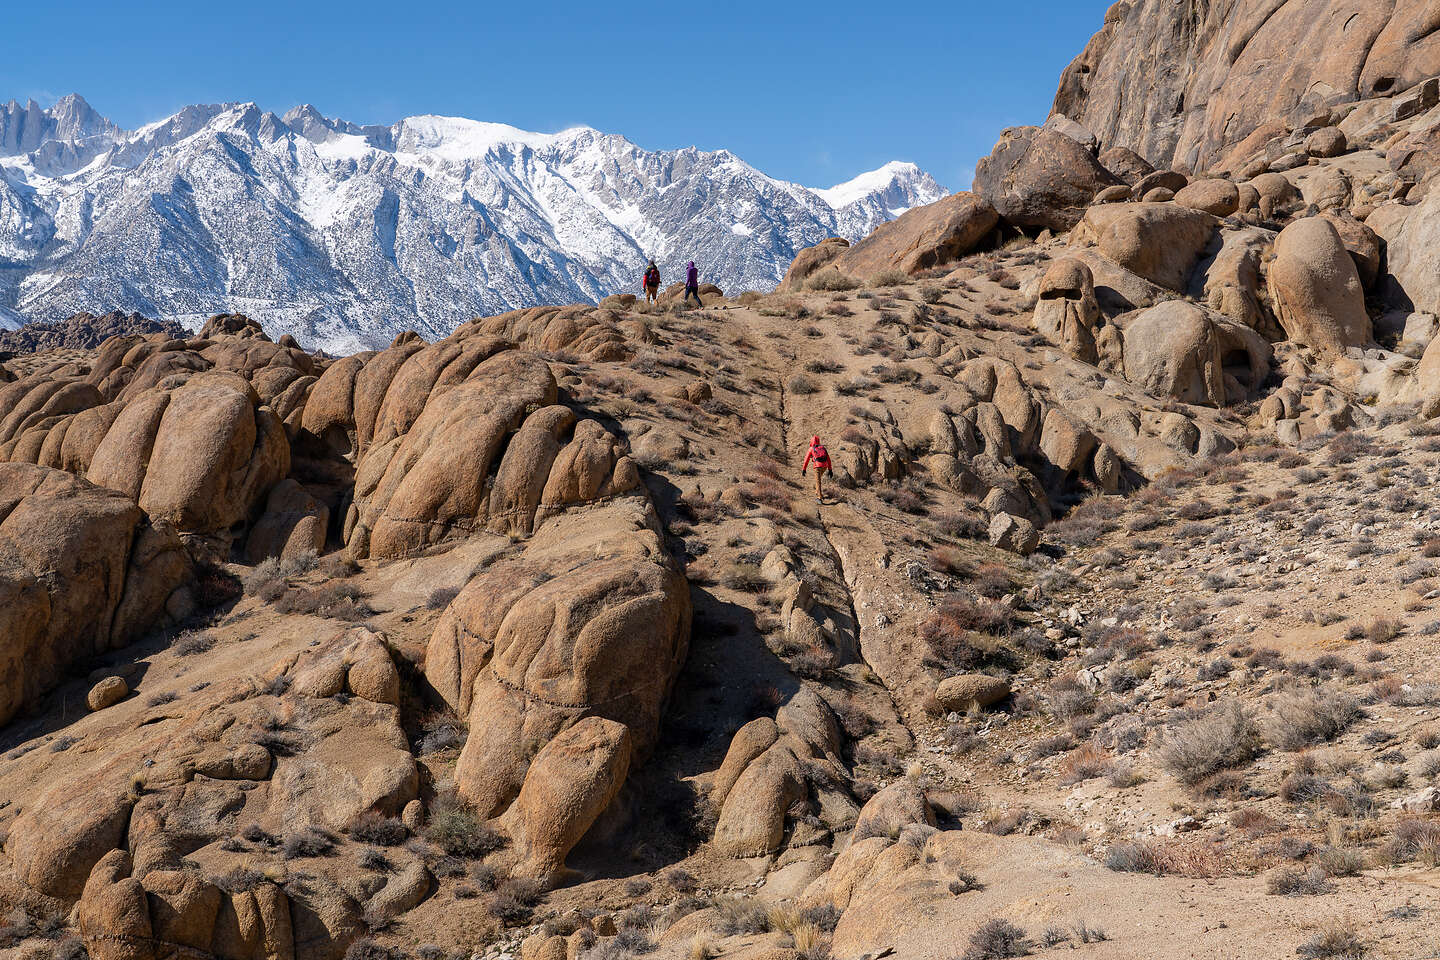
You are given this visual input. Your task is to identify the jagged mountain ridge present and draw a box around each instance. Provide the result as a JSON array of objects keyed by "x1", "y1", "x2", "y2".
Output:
[{"x1": 0, "y1": 96, "x2": 945, "y2": 351}]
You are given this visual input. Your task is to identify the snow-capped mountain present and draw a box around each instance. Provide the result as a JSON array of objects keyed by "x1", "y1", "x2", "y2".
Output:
[{"x1": 0, "y1": 95, "x2": 946, "y2": 352}]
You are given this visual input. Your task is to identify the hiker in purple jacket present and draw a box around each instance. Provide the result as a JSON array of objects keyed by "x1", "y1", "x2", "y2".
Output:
[{"x1": 681, "y1": 261, "x2": 702, "y2": 306}]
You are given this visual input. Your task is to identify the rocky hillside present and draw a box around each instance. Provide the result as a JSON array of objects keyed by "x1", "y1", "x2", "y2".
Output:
[
  {"x1": 3, "y1": 3, "x2": 1440, "y2": 960},
  {"x1": 0, "y1": 311, "x2": 188, "y2": 356},
  {"x1": 0, "y1": 97, "x2": 943, "y2": 352}
]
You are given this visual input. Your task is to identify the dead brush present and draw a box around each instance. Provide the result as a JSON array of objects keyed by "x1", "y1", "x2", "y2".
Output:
[
  {"x1": 1262, "y1": 687, "x2": 1362, "y2": 751},
  {"x1": 743, "y1": 477, "x2": 792, "y2": 512},
  {"x1": 1158, "y1": 702, "x2": 1261, "y2": 785},
  {"x1": 1057, "y1": 743, "x2": 1115, "y2": 784}
]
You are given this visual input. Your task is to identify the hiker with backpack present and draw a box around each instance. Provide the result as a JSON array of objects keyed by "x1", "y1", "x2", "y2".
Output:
[
  {"x1": 681, "y1": 260, "x2": 702, "y2": 306},
  {"x1": 801, "y1": 435, "x2": 832, "y2": 503},
  {"x1": 642, "y1": 259, "x2": 661, "y2": 303}
]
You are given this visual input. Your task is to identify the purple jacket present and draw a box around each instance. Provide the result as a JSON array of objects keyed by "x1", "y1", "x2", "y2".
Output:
[{"x1": 686, "y1": 263, "x2": 698, "y2": 286}]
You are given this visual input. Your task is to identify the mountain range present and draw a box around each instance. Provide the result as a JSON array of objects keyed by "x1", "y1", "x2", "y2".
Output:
[{"x1": 0, "y1": 95, "x2": 945, "y2": 350}]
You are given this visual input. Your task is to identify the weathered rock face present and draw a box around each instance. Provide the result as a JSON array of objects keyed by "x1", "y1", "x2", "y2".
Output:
[
  {"x1": 974, "y1": 127, "x2": 1121, "y2": 231},
  {"x1": 1033, "y1": 258, "x2": 1101, "y2": 363},
  {"x1": 1053, "y1": 0, "x2": 1440, "y2": 173},
  {"x1": 1371, "y1": 186, "x2": 1440, "y2": 318},
  {"x1": 425, "y1": 499, "x2": 689, "y2": 872},
  {"x1": 499, "y1": 716, "x2": 632, "y2": 886},
  {"x1": 1098, "y1": 146, "x2": 1156, "y2": 185},
  {"x1": 828, "y1": 193, "x2": 999, "y2": 279},
  {"x1": 1070, "y1": 202, "x2": 1218, "y2": 291},
  {"x1": 1121, "y1": 302, "x2": 1228, "y2": 406},
  {"x1": 1268, "y1": 216, "x2": 1373, "y2": 355},
  {"x1": 343, "y1": 344, "x2": 642, "y2": 558},
  {"x1": 713, "y1": 688, "x2": 851, "y2": 859},
  {"x1": 0, "y1": 463, "x2": 190, "y2": 726},
  {"x1": 1119, "y1": 301, "x2": 1271, "y2": 406}
]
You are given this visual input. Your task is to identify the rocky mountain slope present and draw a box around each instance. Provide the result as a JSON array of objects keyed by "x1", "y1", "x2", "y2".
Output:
[
  {"x1": 0, "y1": 96, "x2": 944, "y2": 352},
  {"x1": 4, "y1": 2, "x2": 1440, "y2": 959}
]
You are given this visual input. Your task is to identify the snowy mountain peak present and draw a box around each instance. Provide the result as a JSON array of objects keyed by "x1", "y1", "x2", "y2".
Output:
[
  {"x1": 0, "y1": 95, "x2": 947, "y2": 351},
  {"x1": 815, "y1": 160, "x2": 945, "y2": 213},
  {"x1": 0, "y1": 93, "x2": 122, "y2": 157}
]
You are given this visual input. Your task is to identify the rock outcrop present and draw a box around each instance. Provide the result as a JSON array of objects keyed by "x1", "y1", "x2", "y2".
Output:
[
  {"x1": 1267, "y1": 217, "x2": 1373, "y2": 355},
  {"x1": 1053, "y1": 0, "x2": 1440, "y2": 172},
  {"x1": 829, "y1": 193, "x2": 999, "y2": 278},
  {"x1": 425, "y1": 499, "x2": 690, "y2": 878},
  {"x1": 975, "y1": 127, "x2": 1121, "y2": 231},
  {"x1": 0, "y1": 463, "x2": 190, "y2": 726}
]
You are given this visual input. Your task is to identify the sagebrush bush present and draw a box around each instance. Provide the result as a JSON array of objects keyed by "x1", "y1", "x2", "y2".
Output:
[
  {"x1": 1263, "y1": 688, "x2": 1361, "y2": 751},
  {"x1": 1297, "y1": 921, "x2": 1367, "y2": 959},
  {"x1": 806, "y1": 267, "x2": 860, "y2": 291},
  {"x1": 424, "y1": 798, "x2": 507, "y2": 858},
  {"x1": 962, "y1": 918, "x2": 1030, "y2": 959},
  {"x1": 1158, "y1": 702, "x2": 1261, "y2": 785},
  {"x1": 1267, "y1": 865, "x2": 1331, "y2": 896}
]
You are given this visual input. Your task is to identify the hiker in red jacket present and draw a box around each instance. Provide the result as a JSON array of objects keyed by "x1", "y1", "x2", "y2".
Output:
[
  {"x1": 681, "y1": 260, "x2": 702, "y2": 306},
  {"x1": 801, "y1": 435, "x2": 832, "y2": 502},
  {"x1": 642, "y1": 259, "x2": 661, "y2": 304}
]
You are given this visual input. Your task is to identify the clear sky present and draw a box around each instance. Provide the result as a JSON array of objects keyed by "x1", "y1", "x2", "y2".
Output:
[{"x1": 0, "y1": 1, "x2": 1111, "y2": 192}]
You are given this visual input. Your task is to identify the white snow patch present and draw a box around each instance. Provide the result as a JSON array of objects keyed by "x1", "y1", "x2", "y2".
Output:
[
  {"x1": 731, "y1": 222, "x2": 754, "y2": 237},
  {"x1": 395, "y1": 116, "x2": 594, "y2": 162},
  {"x1": 314, "y1": 133, "x2": 375, "y2": 163}
]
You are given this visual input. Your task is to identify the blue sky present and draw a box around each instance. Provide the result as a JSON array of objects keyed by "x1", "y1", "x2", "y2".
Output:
[{"x1": 0, "y1": 1, "x2": 1110, "y2": 192}]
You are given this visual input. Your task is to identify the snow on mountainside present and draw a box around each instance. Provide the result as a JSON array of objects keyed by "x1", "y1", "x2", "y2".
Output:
[{"x1": 0, "y1": 95, "x2": 946, "y2": 352}]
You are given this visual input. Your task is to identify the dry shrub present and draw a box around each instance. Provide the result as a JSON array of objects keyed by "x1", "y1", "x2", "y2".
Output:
[
  {"x1": 807, "y1": 268, "x2": 860, "y2": 291},
  {"x1": 1263, "y1": 688, "x2": 1362, "y2": 751},
  {"x1": 1381, "y1": 818, "x2": 1440, "y2": 865},
  {"x1": 787, "y1": 373, "x2": 819, "y2": 395},
  {"x1": 1267, "y1": 865, "x2": 1332, "y2": 896},
  {"x1": 962, "y1": 918, "x2": 1030, "y2": 960},
  {"x1": 1158, "y1": 702, "x2": 1261, "y2": 785},
  {"x1": 1106, "y1": 839, "x2": 1221, "y2": 878},
  {"x1": 1057, "y1": 743, "x2": 1115, "y2": 784},
  {"x1": 1297, "y1": 921, "x2": 1367, "y2": 959},
  {"x1": 349, "y1": 812, "x2": 406, "y2": 846},
  {"x1": 424, "y1": 797, "x2": 507, "y2": 858},
  {"x1": 721, "y1": 562, "x2": 768, "y2": 592},
  {"x1": 744, "y1": 478, "x2": 793, "y2": 512},
  {"x1": 928, "y1": 546, "x2": 971, "y2": 577},
  {"x1": 275, "y1": 581, "x2": 371, "y2": 621},
  {"x1": 869, "y1": 268, "x2": 909, "y2": 288}
]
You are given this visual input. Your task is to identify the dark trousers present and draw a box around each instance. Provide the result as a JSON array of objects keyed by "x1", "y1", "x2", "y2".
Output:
[{"x1": 682, "y1": 285, "x2": 701, "y2": 305}]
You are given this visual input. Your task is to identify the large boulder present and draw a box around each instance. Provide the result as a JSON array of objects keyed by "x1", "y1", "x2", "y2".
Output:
[
  {"x1": 1319, "y1": 210, "x2": 1382, "y2": 291},
  {"x1": 1033, "y1": 258, "x2": 1101, "y2": 363},
  {"x1": 935, "y1": 674, "x2": 1011, "y2": 713},
  {"x1": 0, "y1": 463, "x2": 190, "y2": 726},
  {"x1": 1267, "y1": 217, "x2": 1373, "y2": 355},
  {"x1": 426, "y1": 500, "x2": 690, "y2": 821},
  {"x1": 830, "y1": 193, "x2": 998, "y2": 278},
  {"x1": 348, "y1": 350, "x2": 557, "y2": 558},
  {"x1": 1098, "y1": 146, "x2": 1156, "y2": 185},
  {"x1": 1121, "y1": 301, "x2": 1227, "y2": 406},
  {"x1": 975, "y1": 127, "x2": 1121, "y2": 231},
  {"x1": 1372, "y1": 187, "x2": 1440, "y2": 321},
  {"x1": 500, "y1": 717, "x2": 632, "y2": 886},
  {"x1": 1174, "y1": 178, "x2": 1239, "y2": 217},
  {"x1": 245, "y1": 478, "x2": 329, "y2": 563},
  {"x1": 1070, "y1": 202, "x2": 1217, "y2": 291},
  {"x1": 778, "y1": 237, "x2": 851, "y2": 291}
]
